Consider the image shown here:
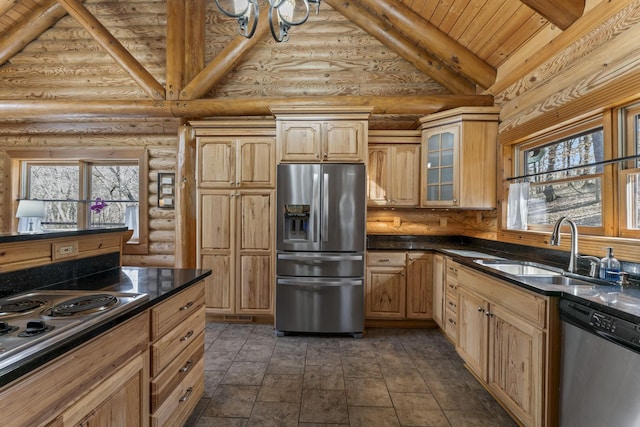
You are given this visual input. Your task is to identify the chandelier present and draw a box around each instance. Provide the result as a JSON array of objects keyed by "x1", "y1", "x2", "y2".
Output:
[{"x1": 214, "y1": 0, "x2": 321, "y2": 42}]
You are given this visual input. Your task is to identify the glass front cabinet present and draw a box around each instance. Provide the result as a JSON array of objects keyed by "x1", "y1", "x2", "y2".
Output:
[{"x1": 419, "y1": 107, "x2": 499, "y2": 209}]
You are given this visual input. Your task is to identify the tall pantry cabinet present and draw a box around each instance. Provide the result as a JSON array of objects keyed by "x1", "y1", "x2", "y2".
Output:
[{"x1": 194, "y1": 121, "x2": 276, "y2": 317}]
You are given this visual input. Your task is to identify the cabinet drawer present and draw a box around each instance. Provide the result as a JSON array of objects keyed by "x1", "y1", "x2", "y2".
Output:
[
  {"x1": 367, "y1": 252, "x2": 406, "y2": 267},
  {"x1": 151, "y1": 357, "x2": 204, "y2": 427},
  {"x1": 151, "y1": 306, "x2": 205, "y2": 376},
  {"x1": 444, "y1": 309, "x2": 457, "y2": 342},
  {"x1": 151, "y1": 330, "x2": 204, "y2": 413},
  {"x1": 150, "y1": 282, "x2": 205, "y2": 340},
  {"x1": 445, "y1": 293, "x2": 458, "y2": 314}
]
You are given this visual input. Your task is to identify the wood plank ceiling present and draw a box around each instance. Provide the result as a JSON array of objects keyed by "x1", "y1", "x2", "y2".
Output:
[{"x1": 0, "y1": 0, "x2": 585, "y2": 128}]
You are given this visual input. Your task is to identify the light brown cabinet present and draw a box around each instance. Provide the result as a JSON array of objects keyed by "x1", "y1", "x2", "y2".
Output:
[
  {"x1": 365, "y1": 251, "x2": 432, "y2": 320},
  {"x1": 431, "y1": 254, "x2": 445, "y2": 327},
  {"x1": 272, "y1": 106, "x2": 371, "y2": 163},
  {"x1": 0, "y1": 313, "x2": 149, "y2": 427},
  {"x1": 419, "y1": 107, "x2": 499, "y2": 209},
  {"x1": 149, "y1": 282, "x2": 205, "y2": 427},
  {"x1": 455, "y1": 265, "x2": 552, "y2": 427},
  {"x1": 443, "y1": 259, "x2": 459, "y2": 342},
  {"x1": 198, "y1": 190, "x2": 274, "y2": 315},
  {"x1": 197, "y1": 136, "x2": 275, "y2": 188},
  {"x1": 367, "y1": 144, "x2": 420, "y2": 207}
]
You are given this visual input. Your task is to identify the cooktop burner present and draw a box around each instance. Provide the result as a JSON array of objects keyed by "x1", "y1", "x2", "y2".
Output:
[
  {"x1": 0, "y1": 290, "x2": 148, "y2": 371},
  {"x1": 0, "y1": 300, "x2": 46, "y2": 316},
  {"x1": 44, "y1": 294, "x2": 118, "y2": 317}
]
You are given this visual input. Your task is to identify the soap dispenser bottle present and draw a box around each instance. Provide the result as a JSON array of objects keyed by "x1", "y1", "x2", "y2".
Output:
[{"x1": 599, "y1": 247, "x2": 621, "y2": 282}]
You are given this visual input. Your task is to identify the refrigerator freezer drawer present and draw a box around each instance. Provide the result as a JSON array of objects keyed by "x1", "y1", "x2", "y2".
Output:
[
  {"x1": 276, "y1": 252, "x2": 364, "y2": 277},
  {"x1": 275, "y1": 277, "x2": 364, "y2": 335}
]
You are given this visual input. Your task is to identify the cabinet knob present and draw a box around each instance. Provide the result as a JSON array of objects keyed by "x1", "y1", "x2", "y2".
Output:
[
  {"x1": 477, "y1": 306, "x2": 485, "y2": 313},
  {"x1": 323, "y1": 152, "x2": 328, "y2": 158},
  {"x1": 316, "y1": 153, "x2": 320, "y2": 158},
  {"x1": 485, "y1": 311, "x2": 493, "y2": 317}
]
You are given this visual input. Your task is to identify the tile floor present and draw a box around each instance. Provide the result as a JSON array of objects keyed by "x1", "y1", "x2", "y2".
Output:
[{"x1": 185, "y1": 322, "x2": 518, "y2": 427}]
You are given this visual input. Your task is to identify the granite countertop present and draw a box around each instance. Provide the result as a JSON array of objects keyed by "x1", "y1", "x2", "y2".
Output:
[
  {"x1": 0, "y1": 266, "x2": 211, "y2": 387},
  {"x1": 0, "y1": 227, "x2": 129, "y2": 244},
  {"x1": 367, "y1": 234, "x2": 640, "y2": 323}
]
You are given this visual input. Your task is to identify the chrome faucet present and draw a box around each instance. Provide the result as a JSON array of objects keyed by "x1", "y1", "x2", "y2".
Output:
[{"x1": 550, "y1": 216, "x2": 579, "y2": 274}]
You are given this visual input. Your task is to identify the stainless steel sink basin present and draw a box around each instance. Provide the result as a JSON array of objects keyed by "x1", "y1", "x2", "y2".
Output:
[
  {"x1": 474, "y1": 259, "x2": 563, "y2": 276},
  {"x1": 522, "y1": 275, "x2": 595, "y2": 286}
]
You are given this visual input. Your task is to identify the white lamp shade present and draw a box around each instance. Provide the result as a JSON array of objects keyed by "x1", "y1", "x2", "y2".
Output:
[{"x1": 16, "y1": 200, "x2": 45, "y2": 218}]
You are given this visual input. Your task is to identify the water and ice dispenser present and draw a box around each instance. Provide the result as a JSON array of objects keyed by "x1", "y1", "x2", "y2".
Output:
[{"x1": 283, "y1": 204, "x2": 310, "y2": 241}]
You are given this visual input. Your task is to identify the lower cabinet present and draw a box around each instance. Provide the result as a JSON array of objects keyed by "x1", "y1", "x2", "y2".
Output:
[
  {"x1": 149, "y1": 281, "x2": 206, "y2": 427},
  {"x1": 455, "y1": 265, "x2": 555, "y2": 427},
  {"x1": 365, "y1": 251, "x2": 433, "y2": 320},
  {"x1": 1, "y1": 313, "x2": 150, "y2": 427}
]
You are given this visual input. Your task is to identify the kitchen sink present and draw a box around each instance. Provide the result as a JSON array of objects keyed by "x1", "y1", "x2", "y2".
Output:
[
  {"x1": 473, "y1": 259, "x2": 563, "y2": 276},
  {"x1": 522, "y1": 275, "x2": 595, "y2": 286}
]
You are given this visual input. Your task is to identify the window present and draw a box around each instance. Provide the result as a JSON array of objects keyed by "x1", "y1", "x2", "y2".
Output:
[
  {"x1": 620, "y1": 104, "x2": 640, "y2": 238},
  {"x1": 8, "y1": 149, "x2": 148, "y2": 254},
  {"x1": 511, "y1": 119, "x2": 606, "y2": 233}
]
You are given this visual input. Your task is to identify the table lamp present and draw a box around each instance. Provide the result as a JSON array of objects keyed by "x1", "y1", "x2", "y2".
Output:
[{"x1": 16, "y1": 200, "x2": 45, "y2": 233}]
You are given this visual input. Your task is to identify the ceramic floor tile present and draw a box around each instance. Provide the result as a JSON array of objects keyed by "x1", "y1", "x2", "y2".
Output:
[
  {"x1": 203, "y1": 370, "x2": 226, "y2": 398},
  {"x1": 248, "y1": 401, "x2": 300, "y2": 427},
  {"x1": 204, "y1": 384, "x2": 259, "y2": 418},
  {"x1": 221, "y1": 361, "x2": 268, "y2": 385},
  {"x1": 414, "y1": 358, "x2": 468, "y2": 386},
  {"x1": 204, "y1": 350, "x2": 236, "y2": 371},
  {"x1": 305, "y1": 347, "x2": 342, "y2": 366},
  {"x1": 256, "y1": 374, "x2": 303, "y2": 403},
  {"x1": 427, "y1": 381, "x2": 489, "y2": 412},
  {"x1": 339, "y1": 340, "x2": 376, "y2": 358},
  {"x1": 341, "y1": 356, "x2": 383, "y2": 378},
  {"x1": 344, "y1": 377, "x2": 393, "y2": 407},
  {"x1": 266, "y1": 352, "x2": 306, "y2": 375},
  {"x1": 390, "y1": 392, "x2": 450, "y2": 427},
  {"x1": 194, "y1": 417, "x2": 248, "y2": 427},
  {"x1": 235, "y1": 344, "x2": 275, "y2": 363},
  {"x1": 299, "y1": 389, "x2": 349, "y2": 424},
  {"x1": 444, "y1": 410, "x2": 518, "y2": 427},
  {"x1": 304, "y1": 364, "x2": 345, "y2": 390},
  {"x1": 348, "y1": 406, "x2": 401, "y2": 427},
  {"x1": 381, "y1": 365, "x2": 429, "y2": 393}
]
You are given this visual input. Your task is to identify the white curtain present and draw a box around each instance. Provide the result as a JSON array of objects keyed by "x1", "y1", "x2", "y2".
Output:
[
  {"x1": 124, "y1": 205, "x2": 139, "y2": 239},
  {"x1": 507, "y1": 182, "x2": 529, "y2": 230}
]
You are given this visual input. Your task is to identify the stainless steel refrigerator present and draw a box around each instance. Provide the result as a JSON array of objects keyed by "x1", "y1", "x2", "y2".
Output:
[{"x1": 275, "y1": 163, "x2": 366, "y2": 337}]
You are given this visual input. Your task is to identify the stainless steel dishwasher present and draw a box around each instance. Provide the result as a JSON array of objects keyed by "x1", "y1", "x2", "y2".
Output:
[{"x1": 559, "y1": 298, "x2": 640, "y2": 427}]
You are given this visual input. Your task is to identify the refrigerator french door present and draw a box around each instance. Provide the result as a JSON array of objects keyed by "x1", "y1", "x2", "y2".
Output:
[{"x1": 275, "y1": 163, "x2": 366, "y2": 337}]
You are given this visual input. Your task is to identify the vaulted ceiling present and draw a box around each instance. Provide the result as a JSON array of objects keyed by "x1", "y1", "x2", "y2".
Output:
[{"x1": 0, "y1": 0, "x2": 588, "y2": 127}]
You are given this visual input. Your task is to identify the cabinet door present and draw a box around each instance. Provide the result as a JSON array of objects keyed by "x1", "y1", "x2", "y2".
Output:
[
  {"x1": 488, "y1": 305, "x2": 544, "y2": 427},
  {"x1": 238, "y1": 137, "x2": 275, "y2": 187},
  {"x1": 457, "y1": 287, "x2": 488, "y2": 380},
  {"x1": 237, "y1": 254, "x2": 272, "y2": 314},
  {"x1": 421, "y1": 125, "x2": 459, "y2": 207},
  {"x1": 278, "y1": 122, "x2": 322, "y2": 162},
  {"x1": 367, "y1": 145, "x2": 391, "y2": 206},
  {"x1": 432, "y1": 254, "x2": 445, "y2": 327},
  {"x1": 199, "y1": 192, "x2": 234, "y2": 251},
  {"x1": 200, "y1": 254, "x2": 233, "y2": 312},
  {"x1": 198, "y1": 138, "x2": 235, "y2": 187},
  {"x1": 406, "y1": 252, "x2": 433, "y2": 319},
  {"x1": 324, "y1": 121, "x2": 364, "y2": 162},
  {"x1": 238, "y1": 191, "x2": 273, "y2": 251},
  {"x1": 365, "y1": 266, "x2": 406, "y2": 319},
  {"x1": 391, "y1": 145, "x2": 420, "y2": 206}
]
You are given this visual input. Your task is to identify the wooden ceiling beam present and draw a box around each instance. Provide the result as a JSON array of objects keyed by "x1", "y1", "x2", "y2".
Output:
[
  {"x1": 0, "y1": 95, "x2": 494, "y2": 120},
  {"x1": 325, "y1": 0, "x2": 476, "y2": 95},
  {"x1": 180, "y1": 17, "x2": 271, "y2": 100},
  {"x1": 56, "y1": 0, "x2": 165, "y2": 100},
  {"x1": 354, "y1": 0, "x2": 497, "y2": 90},
  {"x1": 520, "y1": 0, "x2": 585, "y2": 30},
  {"x1": 0, "y1": 0, "x2": 68, "y2": 65}
]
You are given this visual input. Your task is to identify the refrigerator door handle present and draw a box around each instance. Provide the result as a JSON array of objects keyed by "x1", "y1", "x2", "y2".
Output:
[
  {"x1": 277, "y1": 253, "x2": 364, "y2": 262},
  {"x1": 277, "y1": 278, "x2": 363, "y2": 287},
  {"x1": 322, "y1": 172, "x2": 329, "y2": 242},
  {"x1": 312, "y1": 172, "x2": 320, "y2": 243}
]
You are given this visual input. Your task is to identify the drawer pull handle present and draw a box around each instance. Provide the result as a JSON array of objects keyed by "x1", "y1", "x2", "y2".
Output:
[
  {"x1": 180, "y1": 301, "x2": 194, "y2": 311},
  {"x1": 448, "y1": 302, "x2": 456, "y2": 308},
  {"x1": 179, "y1": 359, "x2": 193, "y2": 373},
  {"x1": 180, "y1": 330, "x2": 194, "y2": 342},
  {"x1": 179, "y1": 387, "x2": 193, "y2": 403},
  {"x1": 379, "y1": 258, "x2": 390, "y2": 262}
]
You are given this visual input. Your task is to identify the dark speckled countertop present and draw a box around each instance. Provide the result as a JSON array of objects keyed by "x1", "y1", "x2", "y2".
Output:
[
  {"x1": 367, "y1": 234, "x2": 640, "y2": 324},
  {"x1": 0, "y1": 266, "x2": 211, "y2": 387}
]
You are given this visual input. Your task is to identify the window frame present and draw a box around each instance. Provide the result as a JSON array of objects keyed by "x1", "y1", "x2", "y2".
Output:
[
  {"x1": 619, "y1": 103, "x2": 640, "y2": 238},
  {"x1": 4, "y1": 148, "x2": 148, "y2": 255}
]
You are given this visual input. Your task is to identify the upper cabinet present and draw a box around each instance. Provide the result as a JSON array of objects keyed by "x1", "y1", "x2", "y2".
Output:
[
  {"x1": 272, "y1": 106, "x2": 372, "y2": 163},
  {"x1": 419, "y1": 107, "x2": 499, "y2": 209},
  {"x1": 198, "y1": 136, "x2": 275, "y2": 188},
  {"x1": 367, "y1": 130, "x2": 421, "y2": 207}
]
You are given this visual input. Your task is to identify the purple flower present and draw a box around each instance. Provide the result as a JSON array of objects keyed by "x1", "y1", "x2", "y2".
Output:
[{"x1": 90, "y1": 198, "x2": 108, "y2": 214}]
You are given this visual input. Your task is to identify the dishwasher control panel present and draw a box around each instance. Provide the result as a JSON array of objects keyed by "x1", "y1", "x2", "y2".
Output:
[{"x1": 560, "y1": 299, "x2": 640, "y2": 353}]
